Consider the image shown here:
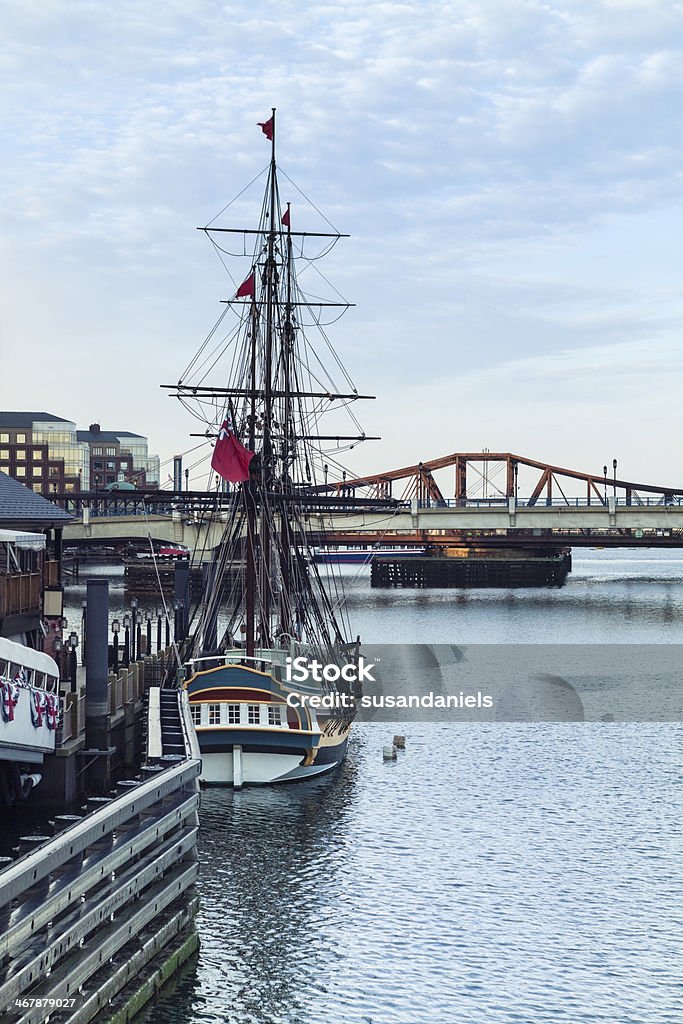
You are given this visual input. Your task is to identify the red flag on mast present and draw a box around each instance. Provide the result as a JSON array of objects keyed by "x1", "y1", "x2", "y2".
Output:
[
  {"x1": 281, "y1": 208, "x2": 290, "y2": 227},
  {"x1": 236, "y1": 272, "x2": 255, "y2": 298},
  {"x1": 257, "y1": 116, "x2": 274, "y2": 140},
  {"x1": 211, "y1": 421, "x2": 254, "y2": 483}
]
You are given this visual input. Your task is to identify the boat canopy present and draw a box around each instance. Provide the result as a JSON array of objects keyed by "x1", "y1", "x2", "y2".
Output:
[
  {"x1": 0, "y1": 528, "x2": 46, "y2": 551},
  {"x1": 0, "y1": 637, "x2": 59, "y2": 688}
]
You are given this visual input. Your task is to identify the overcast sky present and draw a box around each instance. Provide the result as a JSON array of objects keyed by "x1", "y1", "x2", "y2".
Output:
[{"x1": 2, "y1": 0, "x2": 682, "y2": 489}]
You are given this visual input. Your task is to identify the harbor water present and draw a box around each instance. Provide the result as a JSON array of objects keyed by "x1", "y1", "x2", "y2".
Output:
[{"x1": 68, "y1": 550, "x2": 682, "y2": 1023}]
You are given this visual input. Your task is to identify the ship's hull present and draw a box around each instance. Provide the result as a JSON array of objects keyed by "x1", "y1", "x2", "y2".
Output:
[{"x1": 199, "y1": 728, "x2": 350, "y2": 786}]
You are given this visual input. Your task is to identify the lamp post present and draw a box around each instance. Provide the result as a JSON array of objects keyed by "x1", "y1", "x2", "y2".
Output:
[
  {"x1": 81, "y1": 600, "x2": 87, "y2": 665},
  {"x1": 54, "y1": 637, "x2": 63, "y2": 683},
  {"x1": 67, "y1": 632, "x2": 78, "y2": 690},
  {"x1": 131, "y1": 597, "x2": 138, "y2": 662},
  {"x1": 123, "y1": 613, "x2": 130, "y2": 668},
  {"x1": 603, "y1": 464, "x2": 608, "y2": 503},
  {"x1": 112, "y1": 618, "x2": 120, "y2": 672},
  {"x1": 156, "y1": 608, "x2": 162, "y2": 653},
  {"x1": 146, "y1": 611, "x2": 152, "y2": 657},
  {"x1": 613, "y1": 458, "x2": 617, "y2": 500}
]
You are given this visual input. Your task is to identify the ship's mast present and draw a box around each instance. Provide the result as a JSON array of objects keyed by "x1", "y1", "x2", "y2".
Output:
[
  {"x1": 163, "y1": 112, "x2": 381, "y2": 660},
  {"x1": 245, "y1": 300, "x2": 258, "y2": 658},
  {"x1": 279, "y1": 201, "x2": 294, "y2": 636},
  {"x1": 259, "y1": 107, "x2": 278, "y2": 648}
]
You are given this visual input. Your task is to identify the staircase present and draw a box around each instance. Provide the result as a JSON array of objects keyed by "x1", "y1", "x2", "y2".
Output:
[{"x1": 144, "y1": 686, "x2": 195, "y2": 762}]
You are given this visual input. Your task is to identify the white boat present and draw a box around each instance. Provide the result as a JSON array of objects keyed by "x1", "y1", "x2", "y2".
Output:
[{"x1": 0, "y1": 637, "x2": 61, "y2": 801}]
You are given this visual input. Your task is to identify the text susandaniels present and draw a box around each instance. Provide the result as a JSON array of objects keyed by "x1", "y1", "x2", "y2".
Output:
[{"x1": 286, "y1": 692, "x2": 494, "y2": 710}]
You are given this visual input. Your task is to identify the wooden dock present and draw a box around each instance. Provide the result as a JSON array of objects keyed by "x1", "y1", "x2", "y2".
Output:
[
  {"x1": 371, "y1": 551, "x2": 571, "y2": 588},
  {"x1": 123, "y1": 559, "x2": 245, "y2": 597}
]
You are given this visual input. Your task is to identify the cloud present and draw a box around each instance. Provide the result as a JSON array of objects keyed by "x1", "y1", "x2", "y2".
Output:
[{"x1": 1, "y1": 0, "x2": 682, "y2": 482}]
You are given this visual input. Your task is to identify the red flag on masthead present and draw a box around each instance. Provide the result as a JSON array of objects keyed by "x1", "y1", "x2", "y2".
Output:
[
  {"x1": 281, "y1": 208, "x2": 290, "y2": 228},
  {"x1": 211, "y1": 421, "x2": 254, "y2": 483},
  {"x1": 257, "y1": 116, "x2": 274, "y2": 140},
  {"x1": 236, "y1": 272, "x2": 255, "y2": 299}
]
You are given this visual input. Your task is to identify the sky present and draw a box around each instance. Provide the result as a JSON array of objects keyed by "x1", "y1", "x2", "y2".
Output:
[{"x1": 2, "y1": 0, "x2": 683, "y2": 490}]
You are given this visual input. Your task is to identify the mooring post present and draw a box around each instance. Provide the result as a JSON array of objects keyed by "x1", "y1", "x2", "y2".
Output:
[
  {"x1": 85, "y1": 578, "x2": 112, "y2": 793},
  {"x1": 174, "y1": 558, "x2": 190, "y2": 642},
  {"x1": 201, "y1": 558, "x2": 218, "y2": 651}
]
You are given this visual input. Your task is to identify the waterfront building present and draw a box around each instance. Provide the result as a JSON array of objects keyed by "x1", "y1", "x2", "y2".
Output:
[
  {"x1": 77, "y1": 423, "x2": 160, "y2": 489},
  {"x1": 0, "y1": 412, "x2": 160, "y2": 492},
  {"x1": 0, "y1": 411, "x2": 89, "y2": 494}
]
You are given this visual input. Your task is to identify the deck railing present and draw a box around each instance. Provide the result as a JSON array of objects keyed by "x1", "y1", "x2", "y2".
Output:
[{"x1": 0, "y1": 572, "x2": 41, "y2": 617}]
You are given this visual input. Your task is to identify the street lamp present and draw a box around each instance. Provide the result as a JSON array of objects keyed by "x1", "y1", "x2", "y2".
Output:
[
  {"x1": 67, "y1": 632, "x2": 78, "y2": 690},
  {"x1": 613, "y1": 458, "x2": 618, "y2": 500},
  {"x1": 131, "y1": 597, "x2": 138, "y2": 662},
  {"x1": 146, "y1": 611, "x2": 152, "y2": 657},
  {"x1": 156, "y1": 608, "x2": 162, "y2": 653},
  {"x1": 112, "y1": 618, "x2": 120, "y2": 672},
  {"x1": 123, "y1": 613, "x2": 131, "y2": 667},
  {"x1": 54, "y1": 637, "x2": 63, "y2": 682},
  {"x1": 603, "y1": 464, "x2": 608, "y2": 503},
  {"x1": 81, "y1": 600, "x2": 87, "y2": 664}
]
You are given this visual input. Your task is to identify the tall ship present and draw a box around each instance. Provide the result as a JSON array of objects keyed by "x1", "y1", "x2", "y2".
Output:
[{"x1": 165, "y1": 111, "x2": 374, "y2": 786}]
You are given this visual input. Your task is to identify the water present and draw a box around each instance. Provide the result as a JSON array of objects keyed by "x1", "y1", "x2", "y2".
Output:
[
  {"x1": 76, "y1": 550, "x2": 683, "y2": 1023},
  {"x1": 142, "y1": 724, "x2": 682, "y2": 1024}
]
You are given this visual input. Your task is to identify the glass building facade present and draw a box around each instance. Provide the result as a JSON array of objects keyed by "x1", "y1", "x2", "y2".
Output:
[{"x1": 0, "y1": 414, "x2": 159, "y2": 492}]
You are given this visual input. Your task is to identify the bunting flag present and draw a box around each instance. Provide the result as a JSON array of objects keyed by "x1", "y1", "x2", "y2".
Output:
[
  {"x1": 211, "y1": 421, "x2": 255, "y2": 483},
  {"x1": 236, "y1": 272, "x2": 255, "y2": 299},
  {"x1": 0, "y1": 680, "x2": 19, "y2": 722},
  {"x1": 282, "y1": 208, "x2": 290, "y2": 228},
  {"x1": 30, "y1": 689, "x2": 47, "y2": 728},
  {"x1": 257, "y1": 116, "x2": 274, "y2": 140}
]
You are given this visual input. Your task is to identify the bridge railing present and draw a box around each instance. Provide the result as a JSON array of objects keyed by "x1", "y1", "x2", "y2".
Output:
[
  {"x1": 415, "y1": 496, "x2": 683, "y2": 509},
  {"x1": 0, "y1": 758, "x2": 200, "y2": 1024},
  {"x1": 53, "y1": 490, "x2": 402, "y2": 519}
]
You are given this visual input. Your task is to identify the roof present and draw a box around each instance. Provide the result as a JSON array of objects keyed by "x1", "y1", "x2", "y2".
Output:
[
  {"x1": 0, "y1": 473, "x2": 72, "y2": 527},
  {"x1": 0, "y1": 412, "x2": 71, "y2": 427},
  {"x1": 76, "y1": 430, "x2": 144, "y2": 442},
  {"x1": 0, "y1": 637, "x2": 59, "y2": 680}
]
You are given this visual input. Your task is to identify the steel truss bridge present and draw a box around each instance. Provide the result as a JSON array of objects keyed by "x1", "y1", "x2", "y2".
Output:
[{"x1": 54, "y1": 452, "x2": 683, "y2": 553}]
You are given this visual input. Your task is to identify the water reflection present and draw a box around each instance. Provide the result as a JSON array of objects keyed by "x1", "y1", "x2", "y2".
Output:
[
  {"x1": 141, "y1": 746, "x2": 361, "y2": 1024},
  {"x1": 136, "y1": 724, "x2": 682, "y2": 1024}
]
